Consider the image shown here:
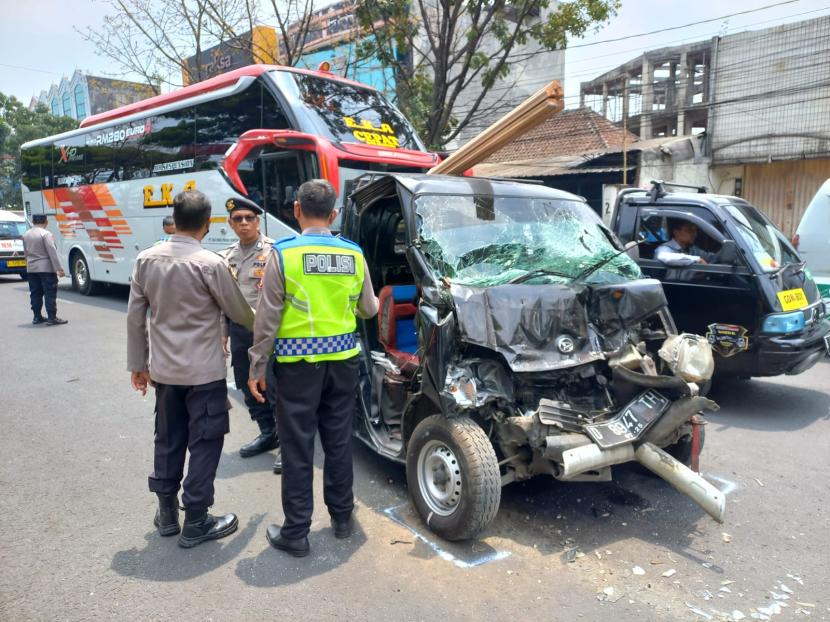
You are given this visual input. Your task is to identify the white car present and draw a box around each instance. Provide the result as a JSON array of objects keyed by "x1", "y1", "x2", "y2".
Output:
[
  {"x1": 0, "y1": 210, "x2": 28, "y2": 279},
  {"x1": 794, "y1": 178, "x2": 830, "y2": 299}
]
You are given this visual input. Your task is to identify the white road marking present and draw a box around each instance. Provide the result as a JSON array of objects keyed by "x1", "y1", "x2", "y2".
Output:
[
  {"x1": 382, "y1": 505, "x2": 510, "y2": 568},
  {"x1": 705, "y1": 473, "x2": 738, "y2": 495}
]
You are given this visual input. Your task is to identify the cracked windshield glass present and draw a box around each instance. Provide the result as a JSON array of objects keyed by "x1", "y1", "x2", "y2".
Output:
[{"x1": 416, "y1": 194, "x2": 641, "y2": 287}]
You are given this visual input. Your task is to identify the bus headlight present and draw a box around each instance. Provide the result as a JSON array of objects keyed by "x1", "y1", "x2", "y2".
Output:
[{"x1": 761, "y1": 311, "x2": 805, "y2": 334}]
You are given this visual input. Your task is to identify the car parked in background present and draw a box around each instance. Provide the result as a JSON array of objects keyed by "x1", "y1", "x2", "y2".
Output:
[
  {"x1": 0, "y1": 210, "x2": 28, "y2": 279},
  {"x1": 793, "y1": 178, "x2": 830, "y2": 300}
]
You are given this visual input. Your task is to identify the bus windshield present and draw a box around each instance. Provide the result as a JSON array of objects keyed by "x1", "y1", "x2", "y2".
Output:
[{"x1": 270, "y1": 70, "x2": 425, "y2": 152}]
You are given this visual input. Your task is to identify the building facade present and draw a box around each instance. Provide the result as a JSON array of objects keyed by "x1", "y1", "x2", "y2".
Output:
[
  {"x1": 579, "y1": 15, "x2": 830, "y2": 236},
  {"x1": 30, "y1": 71, "x2": 157, "y2": 121}
]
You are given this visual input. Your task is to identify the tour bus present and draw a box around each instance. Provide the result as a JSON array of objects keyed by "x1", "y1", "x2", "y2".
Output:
[{"x1": 19, "y1": 64, "x2": 438, "y2": 294}]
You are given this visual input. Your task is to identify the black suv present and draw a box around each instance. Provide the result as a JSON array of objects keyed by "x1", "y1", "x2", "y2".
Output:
[{"x1": 612, "y1": 181, "x2": 830, "y2": 377}]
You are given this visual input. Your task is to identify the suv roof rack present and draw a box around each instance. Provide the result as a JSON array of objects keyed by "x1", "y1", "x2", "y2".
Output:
[{"x1": 649, "y1": 179, "x2": 707, "y2": 202}]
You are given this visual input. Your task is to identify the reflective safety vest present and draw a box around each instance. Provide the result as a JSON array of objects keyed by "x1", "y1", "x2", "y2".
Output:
[{"x1": 272, "y1": 233, "x2": 365, "y2": 363}]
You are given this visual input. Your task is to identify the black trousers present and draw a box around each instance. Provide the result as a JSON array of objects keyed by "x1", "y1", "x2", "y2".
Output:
[
  {"x1": 229, "y1": 321, "x2": 277, "y2": 434},
  {"x1": 148, "y1": 380, "x2": 229, "y2": 510},
  {"x1": 274, "y1": 357, "x2": 359, "y2": 539},
  {"x1": 27, "y1": 272, "x2": 58, "y2": 319}
]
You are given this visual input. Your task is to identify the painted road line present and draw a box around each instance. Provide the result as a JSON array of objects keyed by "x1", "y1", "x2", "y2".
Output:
[
  {"x1": 705, "y1": 473, "x2": 738, "y2": 495},
  {"x1": 382, "y1": 504, "x2": 510, "y2": 568}
]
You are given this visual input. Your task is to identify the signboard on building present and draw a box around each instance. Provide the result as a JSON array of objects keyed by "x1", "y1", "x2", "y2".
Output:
[{"x1": 183, "y1": 26, "x2": 277, "y2": 85}]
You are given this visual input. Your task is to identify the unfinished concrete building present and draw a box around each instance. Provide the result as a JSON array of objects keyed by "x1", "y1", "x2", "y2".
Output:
[{"x1": 579, "y1": 40, "x2": 714, "y2": 140}]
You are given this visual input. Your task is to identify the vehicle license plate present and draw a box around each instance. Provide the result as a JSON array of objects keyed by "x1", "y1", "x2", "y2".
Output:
[
  {"x1": 585, "y1": 390, "x2": 671, "y2": 449},
  {"x1": 777, "y1": 288, "x2": 808, "y2": 311},
  {"x1": 5, "y1": 259, "x2": 26, "y2": 267}
]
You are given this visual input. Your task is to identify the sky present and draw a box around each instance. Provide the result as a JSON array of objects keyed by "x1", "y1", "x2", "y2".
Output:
[{"x1": 0, "y1": 0, "x2": 828, "y2": 106}]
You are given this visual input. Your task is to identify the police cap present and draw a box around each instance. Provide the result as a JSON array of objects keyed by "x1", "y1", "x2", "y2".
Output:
[{"x1": 225, "y1": 197, "x2": 263, "y2": 215}]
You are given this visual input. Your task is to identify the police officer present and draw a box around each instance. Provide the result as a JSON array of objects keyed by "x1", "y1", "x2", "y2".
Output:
[
  {"x1": 218, "y1": 197, "x2": 280, "y2": 471},
  {"x1": 22, "y1": 214, "x2": 67, "y2": 325},
  {"x1": 248, "y1": 179, "x2": 378, "y2": 557},
  {"x1": 127, "y1": 190, "x2": 254, "y2": 548}
]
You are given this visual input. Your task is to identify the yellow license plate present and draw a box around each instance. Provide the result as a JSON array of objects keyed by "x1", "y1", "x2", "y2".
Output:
[
  {"x1": 6, "y1": 259, "x2": 26, "y2": 267},
  {"x1": 777, "y1": 288, "x2": 808, "y2": 311}
]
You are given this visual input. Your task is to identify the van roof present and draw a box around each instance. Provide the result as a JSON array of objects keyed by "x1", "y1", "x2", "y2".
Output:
[{"x1": 0, "y1": 210, "x2": 26, "y2": 222}]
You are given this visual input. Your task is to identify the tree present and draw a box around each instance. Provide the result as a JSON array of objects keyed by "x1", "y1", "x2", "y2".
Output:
[
  {"x1": 355, "y1": 0, "x2": 620, "y2": 149},
  {"x1": 80, "y1": 0, "x2": 319, "y2": 90},
  {"x1": 0, "y1": 93, "x2": 77, "y2": 210}
]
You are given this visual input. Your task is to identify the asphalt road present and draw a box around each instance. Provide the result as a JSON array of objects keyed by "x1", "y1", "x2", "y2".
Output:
[{"x1": 1, "y1": 276, "x2": 828, "y2": 621}]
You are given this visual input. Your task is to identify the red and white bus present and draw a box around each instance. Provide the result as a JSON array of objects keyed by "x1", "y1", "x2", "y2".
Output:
[{"x1": 20, "y1": 64, "x2": 438, "y2": 294}]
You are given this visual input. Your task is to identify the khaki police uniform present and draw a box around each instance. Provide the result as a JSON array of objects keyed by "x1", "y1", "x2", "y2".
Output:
[
  {"x1": 127, "y1": 234, "x2": 254, "y2": 511},
  {"x1": 249, "y1": 227, "x2": 378, "y2": 540},
  {"x1": 22, "y1": 226, "x2": 63, "y2": 321},
  {"x1": 219, "y1": 232, "x2": 277, "y2": 435}
]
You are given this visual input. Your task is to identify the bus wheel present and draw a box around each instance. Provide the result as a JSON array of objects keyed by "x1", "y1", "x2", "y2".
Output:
[{"x1": 71, "y1": 252, "x2": 99, "y2": 296}]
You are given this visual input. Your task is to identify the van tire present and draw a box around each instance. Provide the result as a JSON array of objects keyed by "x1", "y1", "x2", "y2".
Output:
[
  {"x1": 71, "y1": 252, "x2": 100, "y2": 296},
  {"x1": 406, "y1": 415, "x2": 501, "y2": 541}
]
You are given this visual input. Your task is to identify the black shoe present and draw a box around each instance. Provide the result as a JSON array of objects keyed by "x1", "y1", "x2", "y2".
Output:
[
  {"x1": 32, "y1": 316, "x2": 46, "y2": 325},
  {"x1": 239, "y1": 431, "x2": 278, "y2": 458},
  {"x1": 273, "y1": 450, "x2": 282, "y2": 474},
  {"x1": 332, "y1": 516, "x2": 353, "y2": 539},
  {"x1": 266, "y1": 524, "x2": 309, "y2": 557},
  {"x1": 152, "y1": 493, "x2": 180, "y2": 537},
  {"x1": 46, "y1": 317, "x2": 68, "y2": 326},
  {"x1": 177, "y1": 509, "x2": 238, "y2": 548}
]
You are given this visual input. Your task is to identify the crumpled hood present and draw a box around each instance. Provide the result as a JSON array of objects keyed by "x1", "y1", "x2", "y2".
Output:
[{"x1": 450, "y1": 283, "x2": 603, "y2": 372}]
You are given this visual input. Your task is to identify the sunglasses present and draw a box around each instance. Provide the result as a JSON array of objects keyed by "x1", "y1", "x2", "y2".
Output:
[{"x1": 230, "y1": 215, "x2": 258, "y2": 223}]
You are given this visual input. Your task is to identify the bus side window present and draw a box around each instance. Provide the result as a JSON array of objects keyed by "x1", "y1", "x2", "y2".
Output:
[
  {"x1": 21, "y1": 145, "x2": 50, "y2": 191},
  {"x1": 195, "y1": 83, "x2": 289, "y2": 171},
  {"x1": 52, "y1": 134, "x2": 86, "y2": 188}
]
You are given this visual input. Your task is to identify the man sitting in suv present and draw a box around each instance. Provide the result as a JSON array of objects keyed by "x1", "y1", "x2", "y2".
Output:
[{"x1": 655, "y1": 221, "x2": 718, "y2": 266}]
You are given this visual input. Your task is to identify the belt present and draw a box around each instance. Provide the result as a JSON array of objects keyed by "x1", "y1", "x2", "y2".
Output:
[{"x1": 274, "y1": 333, "x2": 357, "y2": 357}]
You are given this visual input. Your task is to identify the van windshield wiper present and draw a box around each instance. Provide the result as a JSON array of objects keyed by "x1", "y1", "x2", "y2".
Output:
[
  {"x1": 573, "y1": 240, "x2": 642, "y2": 283},
  {"x1": 767, "y1": 260, "x2": 806, "y2": 278}
]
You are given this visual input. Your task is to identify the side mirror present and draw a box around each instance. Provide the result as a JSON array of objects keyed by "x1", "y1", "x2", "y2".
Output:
[
  {"x1": 624, "y1": 239, "x2": 640, "y2": 260},
  {"x1": 718, "y1": 239, "x2": 738, "y2": 264}
]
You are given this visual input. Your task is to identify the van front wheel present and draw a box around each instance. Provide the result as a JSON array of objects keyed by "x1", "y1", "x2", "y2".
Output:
[{"x1": 406, "y1": 415, "x2": 501, "y2": 541}]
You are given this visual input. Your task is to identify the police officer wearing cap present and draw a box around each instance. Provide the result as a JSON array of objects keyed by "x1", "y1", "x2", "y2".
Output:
[
  {"x1": 248, "y1": 179, "x2": 378, "y2": 557},
  {"x1": 219, "y1": 197, "x2": 281, "y2": 471}
]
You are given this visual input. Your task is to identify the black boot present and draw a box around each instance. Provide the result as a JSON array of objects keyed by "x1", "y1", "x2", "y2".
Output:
[
  {"x1": 177, "y1": 509, "x2": 238, "y2": 548},
  {"x1": 152, "y1": 493, "x2": 180, "y2": 536},
  {"x1": 32, "y1": 315, "x2": 46, "y2": 325},
  {"x1": 272, "y1": 449, "x2": 282, "y2": 474},
  {"x1": 239, "y1": 429, "x2": 278, "y2": 458},
  {"x1": 266, "y1": 524, "x2": 309, "y2": 557}
]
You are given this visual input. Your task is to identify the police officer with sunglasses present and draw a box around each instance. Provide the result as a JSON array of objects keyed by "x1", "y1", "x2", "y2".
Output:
[{"x1": 219, "y1": 197, "x2": 281, "y2": 472}]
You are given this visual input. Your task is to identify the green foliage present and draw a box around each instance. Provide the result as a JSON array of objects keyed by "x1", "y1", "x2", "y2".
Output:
[
  {"x1": 0, "y1": 93, "x2": 77, "y2": 209},
  {"x1": 355, "y1": 0, "x2": 620, "y2": 149}
]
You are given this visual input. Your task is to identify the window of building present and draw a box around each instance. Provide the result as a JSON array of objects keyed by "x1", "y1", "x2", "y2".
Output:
[
  {"x1": 74, "y1": 84, "x2": 87, "y2": 118},
  {"x1": 51, "y1": 100, "x2": 60, "y2": 116},
  {"x1": 62, "y1": 91, "x2": 73, "y2": 118}
]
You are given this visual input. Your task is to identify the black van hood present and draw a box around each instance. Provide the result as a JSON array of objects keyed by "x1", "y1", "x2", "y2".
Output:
[{"x1": 449, "y1": 279, "x2": 667, "y2": 372}]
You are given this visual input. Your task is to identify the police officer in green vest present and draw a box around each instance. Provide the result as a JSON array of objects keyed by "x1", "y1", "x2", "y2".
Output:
[{"x1": 248, "y1": 179, "x2": 378, "y2": 557}]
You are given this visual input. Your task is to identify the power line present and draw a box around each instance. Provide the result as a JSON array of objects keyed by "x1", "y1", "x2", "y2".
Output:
[
  {"x1": 567, "y1": 0, "x2": 803, "y2": 49},
  {"x1": 0, "y1": 62, "x2": 63, "y2": 76}
]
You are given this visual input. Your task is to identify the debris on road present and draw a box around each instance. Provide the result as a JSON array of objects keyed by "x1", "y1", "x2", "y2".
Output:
[
  {"x1": 662, "y1": 569, "x2": 677, "y2": 578},
  {"x1": 754, "y1": 478, "x2": 765, "y2": 487},
  {"x1": 722, "y1": 532, "x2": 733, "y2": 543},
  {"x1": 632, "y1": 566, "x2": 645, "y2": 576},
  {"x1": 685, "y1": 602, "x2": 713, "y2": 619}
]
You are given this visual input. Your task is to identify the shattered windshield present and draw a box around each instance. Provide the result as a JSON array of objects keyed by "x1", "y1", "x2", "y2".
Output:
[{"x1": 416, "y1": 194, "x2": 641, "y2": 287}]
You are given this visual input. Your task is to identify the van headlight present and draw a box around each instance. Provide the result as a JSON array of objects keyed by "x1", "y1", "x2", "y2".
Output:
[
  {"x1": 761, "y1": 311, "x2": 805, "y2": 334},
  {"x1": 658, "y1": 334, "x2": 715, "y2": 383}
]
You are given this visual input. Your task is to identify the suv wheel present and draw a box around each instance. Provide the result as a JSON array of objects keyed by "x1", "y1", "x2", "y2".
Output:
[{"x1": 406, "y1": 415, "x2": 501, "y2": 541}]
